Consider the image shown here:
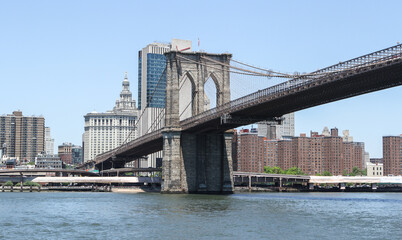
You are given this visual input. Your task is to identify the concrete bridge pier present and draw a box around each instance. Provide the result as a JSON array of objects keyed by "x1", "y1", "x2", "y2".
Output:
[{"x1": 161, "y1": 130, "x2": 234, "y2": 194}]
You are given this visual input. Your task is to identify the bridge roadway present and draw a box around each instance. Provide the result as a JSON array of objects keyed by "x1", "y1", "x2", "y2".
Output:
[{"x1": 94, "y1": 44, "x2": 402, "y2": 170}]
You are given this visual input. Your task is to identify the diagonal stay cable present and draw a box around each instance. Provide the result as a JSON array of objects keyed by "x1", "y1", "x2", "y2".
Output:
[{"x1": 110, "y1": 67, "x2": 167, "y2": 157}]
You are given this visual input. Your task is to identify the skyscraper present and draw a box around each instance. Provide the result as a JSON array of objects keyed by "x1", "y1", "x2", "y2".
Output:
[
  {"x1": 0, "y1": 111, "x2": 45, "y2": 162},
  {"x1": 83, "y1": 73, "x2": 138, "y2": 162}
]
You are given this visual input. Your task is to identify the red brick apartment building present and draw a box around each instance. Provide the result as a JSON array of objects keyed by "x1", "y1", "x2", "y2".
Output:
[
  {"x1": 235, "y1": 127, "x2": 364, "y2": 175},
  {"x1": 383, "y1": 135, "x2": 401, "y2": 176}
]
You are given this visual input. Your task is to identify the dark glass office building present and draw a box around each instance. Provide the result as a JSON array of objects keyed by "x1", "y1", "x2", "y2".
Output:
[{"x1": 138, "y1": 43, "x2": 170, "y2": 110}]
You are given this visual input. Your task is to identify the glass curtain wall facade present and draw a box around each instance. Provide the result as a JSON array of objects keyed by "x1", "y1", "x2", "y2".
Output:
[{"x1": 146, "y1": 53, "x2": 166, "y2": 108}]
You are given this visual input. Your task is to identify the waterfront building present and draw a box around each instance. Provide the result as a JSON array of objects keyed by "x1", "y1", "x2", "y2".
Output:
[
  {"x1": 383, "y1": 135, "x2": 402, "y2": 176},
  {"x1": 258, "y1": 113, "x2": 295, "y2": 140},
  {"x1": 322, "y1": 128, "x2": 343, "y2": 175},
  {"x1": 265, "y1": 139, "x2": 278, "y2": 168},
  {"x1": 137, "y1": 39, "x2": 192, "y2": 167},
  {"x1": 35, "y1": 154, "x2": 63, "y2": 169},
  {"x1": 58, "y1": 143, "x2": 82, "y2": 165},
  {"x1": 83, "y1": 73, "x2": 139, "y2": 162},
  {"x1": 370, "y1": 158, "x2": 383, "y2": 164},
  {"x1": 234, "y1": 126, "x2": 365, "y2": 175},
  {"x1": 366, "y1": 162, "x2": 383, "y2": 177},
  {"x1": 232, "y1": 130, "x2": 238, "y2": 171},
  {"x1": 309, "y1": 136, "x2": 324, "y2": 175},
  {"x1": 236, "y1": 129, "x2": 265, "y2": 172},
  {"x1": 342, "y1": 130, "x2": 353, "y2": 142},
  {"x1": 58, "y1": 142, "x2": 72, "y2": 164},
  {"x1": 0, "y1": 111, "x2": 45, "y2": 162},
  {"x1": 364, "y1": 152, "x2": 370, "y2": 169},
  {"x1": 45, "y1": 127, "x2": 54, "y2": 155},
  {"x1": 6, "y1": 158, "x2": 17, "y2": 169},
  {"x1": 292, "y1": 134, "x2": 311, "y2": 174},
  {"x1": 278, "y1": 139, "x2": 293, "y2": 170},
  {"x1": 71, "y1": 145, "x2": 83, "y2": 165}
]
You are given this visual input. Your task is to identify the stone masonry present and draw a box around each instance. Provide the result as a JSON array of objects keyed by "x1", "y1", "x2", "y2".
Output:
[{"x1": 162, "y1": 51, "x2": 234, "y2": 193}]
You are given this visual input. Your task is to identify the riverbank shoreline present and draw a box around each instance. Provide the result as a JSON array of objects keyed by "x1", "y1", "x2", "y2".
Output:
[
  {"x1": 234, "y1": 186, "x2": 402, "y2": 193},
  {"x1": 1, "y1": 185, "x2": 401, "y2": 193}
]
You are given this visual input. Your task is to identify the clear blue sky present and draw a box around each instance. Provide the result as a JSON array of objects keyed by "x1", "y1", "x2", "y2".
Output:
[{"x1": 0, "y1": 1, "x2": 401, "y2": 158}]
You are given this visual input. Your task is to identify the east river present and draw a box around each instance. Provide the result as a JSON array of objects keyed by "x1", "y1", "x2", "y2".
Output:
[{"x1": 0, "y1": 192, "x2": 401, "y2": 239}]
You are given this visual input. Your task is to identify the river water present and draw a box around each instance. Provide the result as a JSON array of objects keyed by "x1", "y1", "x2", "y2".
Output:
[{"x1": 0, "y1": 192, "x2": 401, "y2": 240}]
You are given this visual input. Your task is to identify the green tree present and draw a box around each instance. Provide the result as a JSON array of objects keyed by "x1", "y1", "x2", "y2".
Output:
[
  {"x1": 361, "y1": 168, "x2": 367, "y2": 176},
  {"x1": 4, "y1": 181, "x2": 13, "y2": 186},
  {"x1": 264, "y1": 166, "x2": 284, "y2": 174},
  {"x1": 23, "y1": 181, "x2": 40, "y2": 187},
  {"x1": 350, "y1": 167, "x2": 361, "y2": 176},
  {"x1": 285, "y1": 167, "x2": 304, "y2": 175},
  {"x1": 263, "y1": 166, "x2": 272, "y2": 173},
  {"x1": 322, "y1": 171, "x2": 332, "y2": 176},
  {"x1": 342, "y1": 169, "x2": 348, "y2": 176}
]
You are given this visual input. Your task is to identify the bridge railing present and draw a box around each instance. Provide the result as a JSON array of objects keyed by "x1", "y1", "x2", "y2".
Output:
[
  {"x1": 94, "y1": 129, "x2": 163, "y2": 163},
  {"x1": 119, "y1": 129, "x2": 163, "y2": 152},
  {"x1": 306, "y1": 44, "x2": 402, "y2": 76},
  {"x1": 181, "y1": 43, "x2": 402, "y2": 128}
]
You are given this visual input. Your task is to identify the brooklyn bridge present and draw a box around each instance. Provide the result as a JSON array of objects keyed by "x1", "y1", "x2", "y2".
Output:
[{"x1": 85, "y1": 43, "x2": 402, "y2": 194}]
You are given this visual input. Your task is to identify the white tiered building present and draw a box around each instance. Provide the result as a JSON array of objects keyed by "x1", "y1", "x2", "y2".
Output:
[
  {"x1": 83, "y1": 73, "x2": 139, "y2": 162},
  {"x1": 258, "y1": 113, "x2": 295, "y2": 140}
]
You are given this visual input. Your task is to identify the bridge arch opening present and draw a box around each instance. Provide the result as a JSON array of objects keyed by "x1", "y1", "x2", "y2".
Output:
[
  {"x1": 179, "y1": 71, "x2": 196, "y2": 120},
  {"x1": 204, "y1": 73, "x2": 220, "y2": 110}
]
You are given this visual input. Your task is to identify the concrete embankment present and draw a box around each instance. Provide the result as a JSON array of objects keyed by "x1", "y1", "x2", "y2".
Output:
[
  {"x1": 112, "y1": 186, "x2": 161, "y2": 193},
  {"x1": 234, "y1": 186, "x2": 402, "y2": 193},
  {"x1": 0, "y1": 185, "x2": 161, "y2": 193}
]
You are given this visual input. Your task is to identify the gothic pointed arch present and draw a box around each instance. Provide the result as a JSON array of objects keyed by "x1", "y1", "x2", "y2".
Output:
[{"x1": 179, "y1": 71, "x2": 197, "y2": 120}]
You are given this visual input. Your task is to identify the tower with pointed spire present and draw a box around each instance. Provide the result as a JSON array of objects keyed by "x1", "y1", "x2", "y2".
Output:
[{"x1": 83, "y1": 73, "x2": 139, "y2": 163}]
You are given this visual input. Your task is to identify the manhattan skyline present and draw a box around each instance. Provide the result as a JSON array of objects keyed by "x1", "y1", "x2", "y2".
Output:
[{"x1": 1, "y1": 1, "x2": 401, "y2": 158}]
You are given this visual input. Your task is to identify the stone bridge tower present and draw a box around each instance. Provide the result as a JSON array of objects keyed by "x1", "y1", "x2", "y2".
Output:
[{"x1": 162, "y1": 51, "x2": 234, "y2": 193}]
